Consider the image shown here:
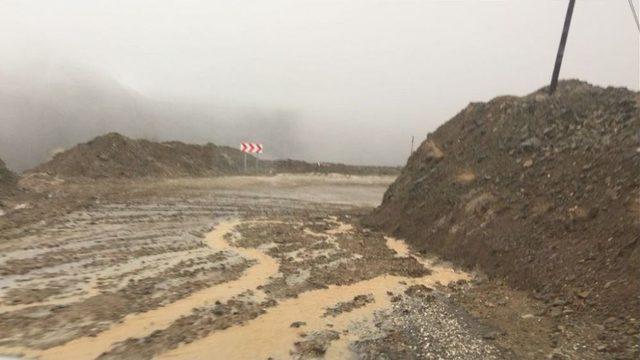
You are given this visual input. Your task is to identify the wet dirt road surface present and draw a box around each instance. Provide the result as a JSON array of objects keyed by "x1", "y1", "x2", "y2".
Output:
[{"x1": 0, "y1": 175, "x2": 598, "y2": 359}]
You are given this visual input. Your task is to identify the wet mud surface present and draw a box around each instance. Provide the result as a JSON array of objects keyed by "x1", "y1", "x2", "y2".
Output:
[{"x1": 0, "y1": 175, "x2": 623, "y2": 359}]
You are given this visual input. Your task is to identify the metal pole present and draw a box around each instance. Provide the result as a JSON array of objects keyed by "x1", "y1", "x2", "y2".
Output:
[
  {"x1": 243, "y1": 153, "x2": 247, "y2": 172},
  {"x1": 549, "y1": 0, "x2": 577, "y2": 95},
  {"x1": 628, "y1": 0, "x2": 640, "y2": 32},
  {"x1": 410, "y1": 136, "x2": 415, "y2": 155}
]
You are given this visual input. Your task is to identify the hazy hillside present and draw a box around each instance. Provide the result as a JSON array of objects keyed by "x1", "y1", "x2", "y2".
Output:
[{"x1": 0, "y1": 64, "x2": 304, "y2": 173}]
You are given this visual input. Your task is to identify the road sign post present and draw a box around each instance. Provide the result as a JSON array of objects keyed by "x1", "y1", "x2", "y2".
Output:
[{"x1": 240, "y1": 143, "x2": 263, "y2": 173}]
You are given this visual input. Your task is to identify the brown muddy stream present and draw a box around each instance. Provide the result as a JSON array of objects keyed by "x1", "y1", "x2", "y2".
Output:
[
  {"x1": 1, "y1": 218, "x2": 468, "y2": 360},
  {"x1": 159, "y1": 220, "x2": 468, "y2": 360}
]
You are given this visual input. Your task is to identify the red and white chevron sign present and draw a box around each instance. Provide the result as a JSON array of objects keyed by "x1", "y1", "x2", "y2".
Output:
[{"x1": 240, "y1": 142, "x2": 263, "y2": 154}]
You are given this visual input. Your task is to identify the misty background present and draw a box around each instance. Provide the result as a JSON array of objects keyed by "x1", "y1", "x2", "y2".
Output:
[{"x1": 1, "y1": 0, "x2": 638, "y2": 172}]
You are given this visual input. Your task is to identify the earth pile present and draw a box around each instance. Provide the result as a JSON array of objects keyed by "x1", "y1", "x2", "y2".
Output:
[
  {"x1": 0, "y1": 158, "x2": 18, "y2": 198},
  {"x1": 30, "y1": 133, "x2": 251, "y2": 178},
  {"x1": 31, "y1": 133, "x2": 400, "y2": 178},
  {"x1": 366, "y1": 80, "x2": 640, "y2": 319}
]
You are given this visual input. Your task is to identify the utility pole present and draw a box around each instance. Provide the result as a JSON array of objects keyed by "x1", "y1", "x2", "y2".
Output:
[
  {"x1": 628, "y1": 0, "x2": 640, "y2": 32},
  {"x1": 410, "y1": 135, "x2": 415, "y2": 156},
  {"x1": 549, "y1": 0, "x2": 577, "y2": 95}
]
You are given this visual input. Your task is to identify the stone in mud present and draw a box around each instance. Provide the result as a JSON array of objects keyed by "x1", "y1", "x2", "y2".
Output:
[
  {"x1": 292, "y1": 330, "x2": 340, "y2": 358},
  {"x1": 212, "y1": 304, "x2": 226, "y2": 315},
  {"x1": 404, "y1": 284, "x2": 434, "y2": 298},
  {"x1": 290, "y1": 321, "x2": 307, "y2": 328},
  {"x1": 322, "y1": 294, "x2": 374, "y2": 317},
  {"x1": 576, "y1": 290, "x2": 590, "y2": 299},
  {"x1": 549, "y1": 307, "x2": 563, "y2": 318},
  {"x1": 482, "y1": 330, "x2": 501, "y2": 340},
  {"x1": 520, "y1": 137, "x2": 541, "y2": 151}
]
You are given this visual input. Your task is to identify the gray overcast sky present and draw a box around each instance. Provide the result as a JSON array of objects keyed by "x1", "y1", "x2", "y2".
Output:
[{"x1": 1, "y1": 0, "x2": 638, "y2": 167}]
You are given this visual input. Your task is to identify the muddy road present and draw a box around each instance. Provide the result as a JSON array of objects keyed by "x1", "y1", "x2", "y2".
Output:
[{"x1": 0, "y1": 175, "x2": 611, "y2": 359}]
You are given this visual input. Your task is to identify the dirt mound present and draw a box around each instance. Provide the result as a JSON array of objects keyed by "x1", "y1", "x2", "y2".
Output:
[
  {"x1": 30, "y1": 133, "x2": 249, "y2": 178},
  {"x1": 0, "y1": 158, "x2": 19, "y2": 198},
  {"x1": 30, "y1": 133, "x2": 400, "y2": 179},
  {"x1": 366, "y1": 80, "x2": 640, "y2": 319}
]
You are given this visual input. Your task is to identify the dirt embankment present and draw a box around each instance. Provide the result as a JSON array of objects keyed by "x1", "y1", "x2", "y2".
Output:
[
  {"x1": 29, "y1": 133, "x2": 248, "y2": 178},
  {"x1": 366, "y1": 80, "x2": 640, "y2": 320},
  {"x1": 0, "y1": 158, "x2": 18, "y2": 199},
  {"x1": 29, "y1": 133, "x2": 399, "y2": 179}
]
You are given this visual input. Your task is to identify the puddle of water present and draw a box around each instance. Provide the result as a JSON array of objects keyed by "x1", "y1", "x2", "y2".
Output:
[
  {"x1": 33, "y1": 219, "x2": 279, "y2": 360},
  {"x1": 386, "y1": 236, "x2": 468, "y2": 286},
  {"x1": 385, "y1": 236, "x2": 411, "y2": 257},
  {"x1": 159, "y1": 236, "x2": 469, "y2": 360}
]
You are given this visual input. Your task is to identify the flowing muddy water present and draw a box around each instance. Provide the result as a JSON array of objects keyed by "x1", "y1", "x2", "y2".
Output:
[
  {"x1": 159, "y1": 225, "x2": 469, "y2": 360},
  {"x1": 3, "y1": 219, "x2": 279, "y2": 360},
  {"x1": 1, "y1": 217, "x2": 468, "y2": 360}
]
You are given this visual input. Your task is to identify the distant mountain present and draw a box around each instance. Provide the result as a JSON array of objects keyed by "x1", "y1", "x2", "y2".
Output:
[
  {"x1": 0, "y1": 64, "x2": 304, "y2": 172},
  {"x1": 0, "y1": 64, "x2": 159, "y2": 172}
]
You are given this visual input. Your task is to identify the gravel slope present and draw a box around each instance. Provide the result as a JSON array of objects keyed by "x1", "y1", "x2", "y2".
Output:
[{"x1": 366, "y1": 80, "x2": 640, "y2": 322}]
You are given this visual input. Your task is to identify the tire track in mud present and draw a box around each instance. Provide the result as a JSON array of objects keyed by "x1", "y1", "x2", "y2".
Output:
[
  {"x1": 0, "y1": 219, "x2": 279, "y2": 360},
  {"x1": 1, "y1": 217, "x2": 469, "y2": 360}
]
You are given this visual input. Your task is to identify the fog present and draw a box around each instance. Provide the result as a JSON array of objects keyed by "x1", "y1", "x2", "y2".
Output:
[{"x1": 1, "y1": 0, "x2": 638, "y2": 172}]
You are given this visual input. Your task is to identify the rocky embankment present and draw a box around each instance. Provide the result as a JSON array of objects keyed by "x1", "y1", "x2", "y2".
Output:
[
  {"x1": 0, "y1": 158, "x2": 18, "y2": 200},
  {"x1": 367, "y1": 80, "x2": 640, "y2": 326}
]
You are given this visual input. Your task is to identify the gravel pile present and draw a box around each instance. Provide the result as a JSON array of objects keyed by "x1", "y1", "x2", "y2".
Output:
[
  {"x1": 366, "y1": 80, "x2": 640, "y2": 321},
  {"x1": 352, "y1": 289, "x2": 509, "y2": 359}
]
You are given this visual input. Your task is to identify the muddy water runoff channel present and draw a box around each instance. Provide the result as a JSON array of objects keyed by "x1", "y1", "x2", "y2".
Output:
[
  {"x1": 159, "y1": 220, "x2": 469, "y2": 360},
  {"x1": 0, "y1": 176, "x2": 472, "y2": 359},
  {"x1": 2, "y1": 218, "x2": 468, "y2": 360}
]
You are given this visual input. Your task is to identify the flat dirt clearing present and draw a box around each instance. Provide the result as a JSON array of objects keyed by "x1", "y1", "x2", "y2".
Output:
[{"x1": 0, "y1": 175, "x2": 613, "y2": 359}]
